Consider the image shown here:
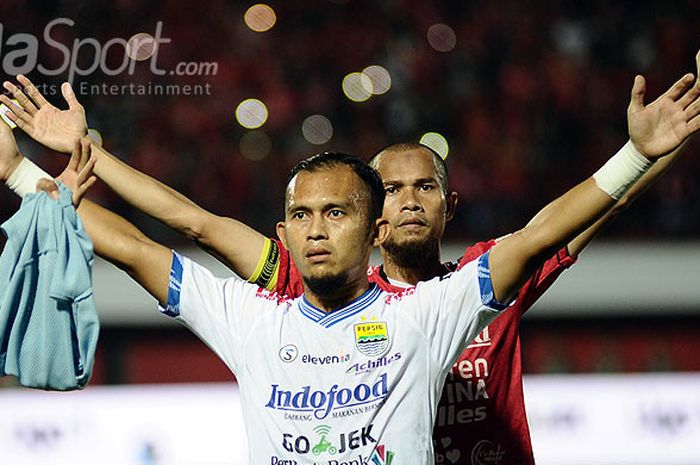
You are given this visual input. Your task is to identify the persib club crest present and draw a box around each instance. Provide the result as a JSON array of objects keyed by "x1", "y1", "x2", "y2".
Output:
[{"x1": 354, "y1": 320, "x2": 389, "y2": 357}]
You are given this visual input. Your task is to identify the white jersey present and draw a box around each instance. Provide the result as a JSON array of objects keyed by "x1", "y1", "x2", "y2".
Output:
[{"x1": 160, "y1": 251, "x2": 508, "y2": 465}]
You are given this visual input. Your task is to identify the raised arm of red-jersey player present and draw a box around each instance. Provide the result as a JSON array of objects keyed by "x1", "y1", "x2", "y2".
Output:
[
  {"x1": 566, "y1": 142, "x2": 687, "y2": 257},
  {"x1": 568, "y1": 52, "x2": 700, "y2": 256},
  {"x1": 489, "y1": 66, "x2": 700, "y2": 303}
]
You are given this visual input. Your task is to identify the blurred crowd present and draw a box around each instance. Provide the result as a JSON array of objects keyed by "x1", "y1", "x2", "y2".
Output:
[{"x1": 1, "y1": 0, "x2": 699, "y2": 245}]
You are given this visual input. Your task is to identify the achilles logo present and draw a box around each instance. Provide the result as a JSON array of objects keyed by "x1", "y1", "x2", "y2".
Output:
[
  {"x1": 265, "y1": 374, "x2": 389, "y2": 420},
  {"x1": 346, "y1": 352, "x2": 401, "y2": 375},
  {"x1": 471, "y1": 440, "x2": 505, "y2": 465},
  {"x1": 466, "y1": 326, "x2": 491, "y2": 349}
]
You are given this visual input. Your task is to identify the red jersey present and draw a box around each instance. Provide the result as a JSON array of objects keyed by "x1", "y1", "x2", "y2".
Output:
[{"x1": 262, "y1": 238, "x2": 575, "y2": 465}]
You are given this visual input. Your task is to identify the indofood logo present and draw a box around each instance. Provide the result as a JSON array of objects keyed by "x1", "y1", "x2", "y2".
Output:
[
  {"x1": 354, "y1": 318, "x2": 389, "y2": 357},
  {"x1": 265, "y1": 374, "x2": 388, "y2": 420}
]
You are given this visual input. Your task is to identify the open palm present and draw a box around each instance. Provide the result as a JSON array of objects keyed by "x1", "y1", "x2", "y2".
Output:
[
  {"x1": 0, "y1": 75, "x2": 87, "y2": 154},
  {"x1": 629, "y1": 52, "x2": 700, "y2": 159}
]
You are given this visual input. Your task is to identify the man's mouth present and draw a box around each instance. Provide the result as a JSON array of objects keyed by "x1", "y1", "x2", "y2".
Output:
[
  {"x1": 306, "y1": 247, "x2": 331, "y2": 262},
  {"x1": 398, "y1": 217, "x2": 427, "y2": 228}
]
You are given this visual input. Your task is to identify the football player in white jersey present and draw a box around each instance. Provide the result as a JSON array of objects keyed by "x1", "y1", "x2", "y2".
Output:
[
  {"x1": 2, "y1": 56, "x2": 700, "y2": 463},
  {"x1": 4, "y1": 54, "x2": 700, "y2": 465}
]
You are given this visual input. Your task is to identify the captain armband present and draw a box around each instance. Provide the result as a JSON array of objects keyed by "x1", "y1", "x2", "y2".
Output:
[{"x1": 248, "y1": 238, "x2": 280, "y2": 291}]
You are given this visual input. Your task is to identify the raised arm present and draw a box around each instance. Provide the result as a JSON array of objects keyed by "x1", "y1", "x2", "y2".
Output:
[
  {"x1": 0, "y1": 124, "x2": 171, "y2": 306},
  {"x1": 0, "y1": 76, "x2": 267, "y2": 279},
  {"x1": 490, "y1": 65, "x2": 700, "y2": 302},
  {"x1": 564, "y1": 52, "x2": 700, "y2": 257}
]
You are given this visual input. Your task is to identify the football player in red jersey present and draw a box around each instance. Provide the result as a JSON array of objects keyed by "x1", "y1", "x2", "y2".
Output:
[{"x1": 2, "y1": 52, "x2": 699, "y2": 463}]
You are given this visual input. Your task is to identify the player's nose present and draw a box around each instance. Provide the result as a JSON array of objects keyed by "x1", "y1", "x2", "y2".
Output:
[{"x1": 306, "y1": 214, "x2": 328, "y2": 240}]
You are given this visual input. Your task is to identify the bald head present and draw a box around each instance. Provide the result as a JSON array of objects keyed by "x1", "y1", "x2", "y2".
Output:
[{"x1": 368, "y1": 143, "x2": 449, "y2": 195}]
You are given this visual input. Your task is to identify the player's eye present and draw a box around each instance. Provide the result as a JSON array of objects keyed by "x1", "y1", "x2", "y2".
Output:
[
  {"x1": 328, "y1": 209, "x2": 345, "y2": 218},
  {"x1": 419, "y1": 184, "x2": 435, "y2": 192},
  {"x1": 291, "y1": 211, "x2": 307, "y2": 220},
  {"x1": 384, "y1": 185, "x2": 397, "y2": 194}
]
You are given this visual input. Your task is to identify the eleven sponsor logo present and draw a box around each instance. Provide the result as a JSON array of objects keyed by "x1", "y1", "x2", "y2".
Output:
[
  {"x1": 354, "y1": 317, "x2": 389, "y2": 357},
  {"x1": 279, "y1": 344, "x2": 298, "y2": 363},
  {"x1": 278, "y1": 344, "x2": 351, "y2": 366}
]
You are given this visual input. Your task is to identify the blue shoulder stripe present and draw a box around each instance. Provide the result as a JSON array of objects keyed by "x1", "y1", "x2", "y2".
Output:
[
  {"x1": 477, "y1": 251, "x2": 510, "y2": 311},
  {"x1": 160, "y1": 251, "x2": 184, "y2": 317}
]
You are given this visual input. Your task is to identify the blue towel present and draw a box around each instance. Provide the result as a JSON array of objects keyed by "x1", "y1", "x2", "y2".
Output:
[{"x1": 0, "y1": 182, "x2": 99, "y2": 390}]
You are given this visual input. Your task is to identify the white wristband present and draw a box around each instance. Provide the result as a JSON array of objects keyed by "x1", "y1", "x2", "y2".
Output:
[
  {"x1": 5, "y1": 157, "x2": 53, "y2": 198},
  {"x1": 592, "y1": 140, "x2": 652, "y2": 200}
]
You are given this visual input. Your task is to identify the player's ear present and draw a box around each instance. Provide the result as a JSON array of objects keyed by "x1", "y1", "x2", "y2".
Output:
[
  {"x1": 275, "y1": 221, "x2": 288, "y2": 249},
  {"x1": 445, "y1": 191, "x2": 458, "y2": 222},
  {"x1": 372, "y1": 217, "x2": 390, "y2": 247}
]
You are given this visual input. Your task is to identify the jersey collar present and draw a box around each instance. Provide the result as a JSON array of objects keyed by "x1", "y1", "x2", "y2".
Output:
[{"x1": 299, "y1": 284, "x2": 381, "y2": 328}]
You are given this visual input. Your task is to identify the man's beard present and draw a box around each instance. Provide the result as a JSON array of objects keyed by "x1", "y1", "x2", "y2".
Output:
[
  {"x1": 304, "y1": 271, "x2": 350, "y2": 297},
  {"x1": 382, "y1": 234, "x2": 437, "y2": 269}
]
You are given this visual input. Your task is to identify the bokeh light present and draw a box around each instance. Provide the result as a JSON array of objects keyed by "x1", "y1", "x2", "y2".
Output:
[
  {"x1": 126, "y1": 33, "x2": 157, "y2": 61},
  {"x1": 302, "y1": 115, "x2": 333, "y2": 145},
  {"x1": 87, "y1": 129, "x2": 103, "y2": 146},
  {"x1": 239, "y1": 130, "x2": 272, "y2": 161},
  {"x1": 235, "y1": 99, "x2": 269, "y2": 129},
  {"x1": 427, "y1": 23, "x2": 457, "y2": 52},
  {"x1": 362, "y1": 65, "x2": 392, "y2": 95},
  {"x1": 244, "y1": 4, "x2": 277, "y2": 32},
  {"x1": 419, "y1": 132, "x2": 449, "y2": 159},
  {"x1": 342, "y1": 72, "x2": 373, "y2": 102}
]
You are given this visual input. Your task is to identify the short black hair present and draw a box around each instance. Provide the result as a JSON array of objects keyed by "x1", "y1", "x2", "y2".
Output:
[
  {"x1": 286, "y1": 152, "x2": 385, "y2": 222},
  {"x1": 368, "y1": 143, "x2": 449, "y2": 196}
]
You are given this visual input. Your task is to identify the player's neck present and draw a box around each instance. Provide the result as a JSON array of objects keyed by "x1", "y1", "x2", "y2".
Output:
[
  {"x1": 381, "y1": 249, "x2": 444, "y2": 286},
  {"x1": 302, "y1": 279, "x2": 371, "y2": 313}
]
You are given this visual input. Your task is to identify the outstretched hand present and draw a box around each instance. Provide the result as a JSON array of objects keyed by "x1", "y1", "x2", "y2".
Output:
[
  {"x1": 0, "y1": 75, "x2": 87, "y2": 154},
  {"x1": 38, "y1": 138, "x2": 97, "y2": 207},
  {"x1": 628, "y1": 50, "x2": 700, "y2": 159}
]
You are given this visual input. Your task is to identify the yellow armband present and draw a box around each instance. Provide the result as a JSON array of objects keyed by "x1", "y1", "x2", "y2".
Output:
[{"x1": 248, "y1": 238, "x2": 280, "y2": 291}]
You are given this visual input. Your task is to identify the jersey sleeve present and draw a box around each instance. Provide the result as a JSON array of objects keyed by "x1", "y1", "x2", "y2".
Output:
[
  {"x1": 401, "y1": 251, "x2": 511, "y2": 373},
  {"x1": 248, "y1": 238, "x2": 305, "y2": 298},
  {"x1": 159, "y1": 251, "x2": 269, "y2": 375},
  {"x1": 457, "y1": 240, "x2": 576, "y2": 316},
  {"x1": 517, "y1": 246, "x2": 575, "y2": 314}
]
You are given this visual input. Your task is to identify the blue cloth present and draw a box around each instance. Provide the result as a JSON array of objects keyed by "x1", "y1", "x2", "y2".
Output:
[{"x1": 0, "y1": 182, "x2": 99, "y2": 390}]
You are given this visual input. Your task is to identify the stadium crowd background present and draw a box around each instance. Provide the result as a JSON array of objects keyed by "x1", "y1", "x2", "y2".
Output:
[{"x1": 0, "y1": 0, "x2": 699, "y2": 385}]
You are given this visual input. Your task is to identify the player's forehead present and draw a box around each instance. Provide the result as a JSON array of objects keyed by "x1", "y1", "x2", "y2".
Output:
[
  {"x1": 376, "y1": 149, "x2": 440, "y2": 184},
  {"x1": 285, "y1": 165, "x2": 366, "y2": 211}
]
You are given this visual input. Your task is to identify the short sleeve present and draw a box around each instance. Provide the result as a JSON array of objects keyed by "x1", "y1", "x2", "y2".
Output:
[
  {"x1": 457, "y1": 239, "x2": 576, "y2": 316},
  {"x1": 399, "y1": 251, "x2": 510, "y2": 372},
  {"x1": 158, "y1": 251, "x2": 269, "y2": 374}
]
